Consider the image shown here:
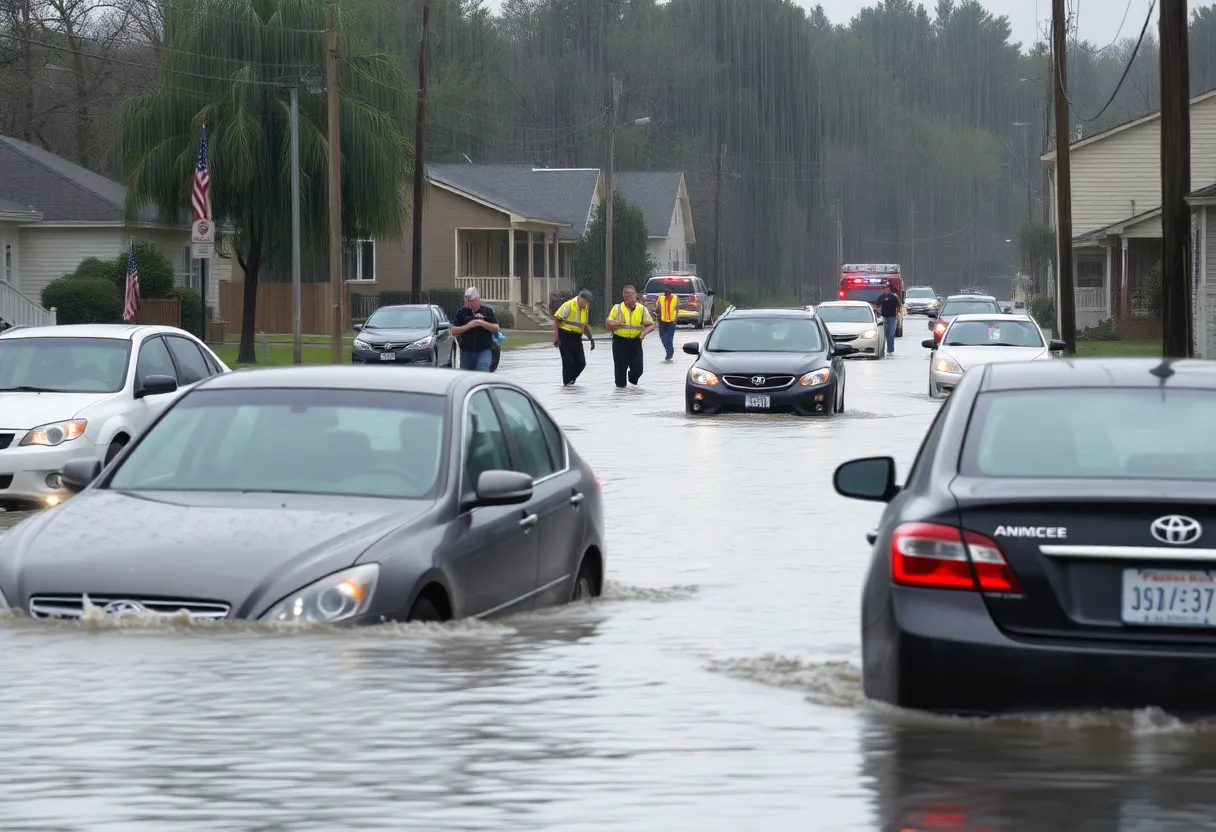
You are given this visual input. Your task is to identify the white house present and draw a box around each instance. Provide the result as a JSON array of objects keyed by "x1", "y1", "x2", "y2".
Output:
[
  {"x1": 613, "y1": 171, "x2": 697, "y2": 273},
  {"x1": 0, "y1": 135, "x2": 227, "y2": 327},
  {"x1": 1041, "y1": 88, "x2": 1216, "y2": 335}
]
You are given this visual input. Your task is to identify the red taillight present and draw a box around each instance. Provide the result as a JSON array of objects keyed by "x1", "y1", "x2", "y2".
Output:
[
  {"x1": 838, "y1": 290, "x2": 846, "y2": 299},
  {"x1": 689, "y1": 296, "x2": 697, "y2": 305},
  {"x1": 890, "y1": 522, "x2": 1021, "y2": 593}
]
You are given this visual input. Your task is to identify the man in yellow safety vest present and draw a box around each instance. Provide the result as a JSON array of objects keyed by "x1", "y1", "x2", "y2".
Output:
[
  {"x1": 606, "y1": 284, "x2": 656, "y2": 388},
  {"x1": 553, "y1": 289, "x2": 596, "y2": 385},
  {"x1": 655, "y1": 281, "x2": 679, "y2": 362}
]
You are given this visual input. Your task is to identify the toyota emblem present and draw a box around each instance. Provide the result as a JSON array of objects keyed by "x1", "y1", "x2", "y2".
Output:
[
  {"x1": 750, "y1": 376, "x2": 766, "y2": 386},
  {"x1": 102, "y1": 600, "x2": 148, "y2": 616},
  {"x1": 1150, "y1": 515, "x2": 1202, "y2": 545},
  {"x1": 382, "y1": 343, "x2": 396, "y2": 351}
]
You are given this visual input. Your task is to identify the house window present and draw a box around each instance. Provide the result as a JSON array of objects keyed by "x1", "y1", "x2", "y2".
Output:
[
  {"x1": 181, "y1": 247, "x2": 202, "y2": 290},
  {"x1": 3, "y1": 244, "x2": 11, "y2": 283},
  {"x1": 462, "y1": 240, "x2": 476, "y2": 277},
  {"x1": 343, "y1": 239, "x2": 376, "y2": 283},
  {"x1": 1077, "y1": 259, "x2": 1103, "y2": 288}
]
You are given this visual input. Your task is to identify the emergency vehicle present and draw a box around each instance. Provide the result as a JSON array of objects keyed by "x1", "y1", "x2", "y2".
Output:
[{"x1": 838, "y1": 264, "x2": 904, "y2": 337}]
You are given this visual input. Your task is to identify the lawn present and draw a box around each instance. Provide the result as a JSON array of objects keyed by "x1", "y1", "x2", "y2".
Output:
[
  {"x1": 214, "y1": 331, "x2": 556, "y2": 367},
  {"x1": 1073, "y1": 339, "x2": 1162, "y2": 358}
]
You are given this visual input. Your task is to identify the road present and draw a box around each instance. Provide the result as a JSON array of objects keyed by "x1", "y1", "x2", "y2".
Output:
[{"x1": 1, "y1": 323, "x2": 1214, "y2": 830}]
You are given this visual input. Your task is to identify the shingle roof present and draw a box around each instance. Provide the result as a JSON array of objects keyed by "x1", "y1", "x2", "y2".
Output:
[
  {"x1": 1189, "y1": 182, "x2": 1216, "y2": 200},
  {"x1": 613, "y1": 171, "x2": 683, "y2": 238},
  {"x1": 0, "y1": 195, "x2": 39, "y2": 219},
  {"x1": 0, "y1": 135, "x2": 158, "y2": 224},
  {"x1": 427, "y1": 164, "x2": 600, "y2": 240}
]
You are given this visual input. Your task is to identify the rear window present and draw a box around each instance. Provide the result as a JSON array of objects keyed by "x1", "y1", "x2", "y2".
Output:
[
  {"x1": 961, "y1": 389, "x2": 1216, "y2": 480},
  {"x1": 645, "y1": 278, "x2": 695, "y2": 295},
  {"x1": 941, "y1": 299, "x2": 1001, "y2": 316},
  {"x1": 842, "y1": 288, "x2": 886, "y2": 303},
  {"x1": 906, "y1": 288, "x2": 935, "y2": 298}
]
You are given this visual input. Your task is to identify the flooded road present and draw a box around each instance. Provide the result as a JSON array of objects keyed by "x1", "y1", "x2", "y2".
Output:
[{"x1": 3, "y1": 325, "x2": 1216, "y2": 831}]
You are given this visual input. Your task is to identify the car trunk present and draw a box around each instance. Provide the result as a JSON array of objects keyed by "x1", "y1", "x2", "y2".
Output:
[{"x1": 950, "y1": 477, "x2": 1216, "y2": 646}]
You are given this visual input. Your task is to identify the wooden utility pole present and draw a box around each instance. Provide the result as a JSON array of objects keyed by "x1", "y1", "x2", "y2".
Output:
[
  {"x1": 1051, "y1": 0, "x2": 1076, "y2": 353},
  {"x1": 1160, "y1": 0, "x2": 1192, "y2": 357},
  {"x1": 713, "y1": 144, "x2": 724, "y2": 299},
  {"x1": 409, "y1": 3, "x2": 430, "y2": 305},
  {"x1": 603, "y1": 76, "x2": 621, "y2": 313},
  {"x1": 325, "y1": 7, "x2": 343, "y2": 362}
]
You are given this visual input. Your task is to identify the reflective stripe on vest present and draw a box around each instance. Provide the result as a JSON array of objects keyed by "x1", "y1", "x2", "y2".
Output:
[
  {"x1": 610, "y1": 303, "x2": 651, "y2": 338},
  {"x1": 658, "y1": 294, "x2": 678, "y2": 323},
  {"x1": 556, "y1": 299, "x2": 587, "y2": 333}
]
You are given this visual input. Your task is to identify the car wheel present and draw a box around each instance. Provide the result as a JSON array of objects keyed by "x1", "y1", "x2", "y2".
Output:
[
  {"x1": 406, "y1": 596, "x2": 444, "y2": 622},
  {"x1": 928, "y1": 375, "x2": 937, "y2": 399},
  {"x1": 104, "y1": 438, "x2": 127, "y2": 466},
  {"x1": 571, "y1": 557, "x2": 600, "y2": 602}
]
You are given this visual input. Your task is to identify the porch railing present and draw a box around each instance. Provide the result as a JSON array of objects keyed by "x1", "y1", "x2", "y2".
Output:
[
  {"x1": 1075, "y1": 286, "x2": 1106, "y2": 312},
  {"x1": 460, "y1": 276, "x2": 513, "y2": 304},
  {"x1": 0, "y1": 281, "x2": 56, "y2": 328}
]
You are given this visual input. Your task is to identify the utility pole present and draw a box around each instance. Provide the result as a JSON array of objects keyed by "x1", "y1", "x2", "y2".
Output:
[
  {"x1": 909, "y1": 205, "x2": 917, "y2": 282},
  {"x1": 290, "y1": 86, "x2": 303, "y2": 365},
  {"x1": 1051, "y1": 0, "x2": 1076, "y2": 353},
  {"x1": 603, "y1": 75, "x2": 621, "y2": 314},
  {"x1": 1160, "y1": 0, "x2": 1192, "y2": 357},
  {"x1": 325, "y1": 7, "x2": 343, "y2": 363},
  {"x1": 713, "y1": 144, "x2": 724, "y2": 300},
  {"x1": 409, "y1": 3, "x2": 430, "y2": 305}
]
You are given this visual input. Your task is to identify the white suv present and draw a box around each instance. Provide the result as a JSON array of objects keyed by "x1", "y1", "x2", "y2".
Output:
[{"x1": 0, "y1": 324, "x2": 229, "y2": 509}]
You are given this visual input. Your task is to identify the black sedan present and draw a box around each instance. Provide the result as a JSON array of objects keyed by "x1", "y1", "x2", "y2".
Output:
[
  {"x1": 0, "y1": 366, "x2": 605, "y2": 624},
  {"x1": 352, "y1": 304, "x2": 457, "y2": 366},
  {"x1": 834, "y1": 357, "x2": 1216, "y2": 715},
  {"x1": 684, "y1": 308, "x2": 852, "y2": 416}
]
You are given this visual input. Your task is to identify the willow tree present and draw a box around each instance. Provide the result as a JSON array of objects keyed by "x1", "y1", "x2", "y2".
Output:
[{"x1": 119, "y1": 0, "x2": 412, "y2": 363}]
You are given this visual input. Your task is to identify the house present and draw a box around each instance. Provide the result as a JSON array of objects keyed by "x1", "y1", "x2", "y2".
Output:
[
  {"x1": 1041, "y1": 88, "x2": 1216, "y2": 336},
  {"x1": 0, "y1": 135, "x2": 227, "y2": 327},
  {"x1": 613, "y1": 171, "x2": 696, "y2": 273},
  {"x1": 1185, "y1": 184, "x2": 1216, "y2": 358}
]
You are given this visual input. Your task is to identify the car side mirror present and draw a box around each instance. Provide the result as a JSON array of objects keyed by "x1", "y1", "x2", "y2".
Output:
[
  {"x1": 467, "y1": 470, "x2": 533, "y2": 509},
  {"x1": 437, "y1": 321, "x2": 450, "y2": 330},
  {"x1": 832, "y1": 342, "x2": 854, "y2": 356},
  {"x1": 1049, "y1": 339, "x2": 1067, "y2": 352},
  {"x1": 834, "y1": 457, "x2": 899, "y2": 503},
  {"x1": 352, "y1": 323, "x2": 363, "y2": 331},
  {"x1": 61, "y1": 458, "x2": 102, "y2": 494},
  {"x1": 135, "y1": 374, "x2": 178, "y2": 399},
  {"x1": 683, "y1": 341, "x2": 700, "y2": 355},
  {"x1": 922, "y1": 339, "x2": 938, "y2": 349}
]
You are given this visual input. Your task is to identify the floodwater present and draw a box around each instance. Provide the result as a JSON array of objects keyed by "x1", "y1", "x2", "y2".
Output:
[{"x1": 3, "y1": 324, "x2": 1216, "y2": 831}]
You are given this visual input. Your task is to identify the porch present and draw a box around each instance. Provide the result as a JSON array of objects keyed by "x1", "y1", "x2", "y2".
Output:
[
  {"x1": 1069, "y1": 212, "x2": 1163, "y2": 339},
  {"x1": 456, "y1": 227, "x2": 574, "y2": 310}
]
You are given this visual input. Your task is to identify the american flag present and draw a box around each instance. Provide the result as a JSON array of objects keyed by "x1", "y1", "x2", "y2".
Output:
[
  {"x1": 191, "y1": 124, "x2": 211, "y2": 222},
  {"x1": 122, "y1": 243, "x2": 140, "y2": 323}
]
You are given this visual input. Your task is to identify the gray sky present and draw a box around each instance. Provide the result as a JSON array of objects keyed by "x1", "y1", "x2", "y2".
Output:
[{"x1": 481, "y1": 0, "x2": 1162, "y2": 54}]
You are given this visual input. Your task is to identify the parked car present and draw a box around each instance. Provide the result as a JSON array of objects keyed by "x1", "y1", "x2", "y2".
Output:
[
  {"x1": 0, "y1": 366, "x2": 605, "y2": 624},
  {"x1": 0, "y1": 324, "x2": 229, "y2": 510},
  {"x1": 352, "y1": 304, "x2": 456, "y2": 367},
  {"x1": 923, "y1": 314, "x2": 1065, "y2": 398},
  {"x1": 641, "y1": 275, "x2": 716, "y2": 329}
]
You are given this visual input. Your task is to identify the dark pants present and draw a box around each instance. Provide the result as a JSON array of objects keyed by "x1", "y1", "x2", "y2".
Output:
[
  {"x1": 558, "y1": 329, "x2": 587, "y2": 384},
  {"x1": 884, "y1": 316, "x2": 897, "y2": 352},
  {"x1": 490, "y1": 346, "x2": 501, "y2": 372},
  {"x1": 612, "y1": 336, "x2": 644, "y2": 387},
  {"x1": 658, "y1": 321, "x2": 676, "y2": 359}
]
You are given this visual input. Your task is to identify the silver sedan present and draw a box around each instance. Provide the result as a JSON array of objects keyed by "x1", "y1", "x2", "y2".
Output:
[{"x1": 810, "y1": 301, "x2": 886, "y2": 359}]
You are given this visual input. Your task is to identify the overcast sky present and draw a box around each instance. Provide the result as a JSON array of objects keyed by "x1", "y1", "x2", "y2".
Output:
[{"x1": 481, "y1": 0, "x2": 1162, "y2": 53}]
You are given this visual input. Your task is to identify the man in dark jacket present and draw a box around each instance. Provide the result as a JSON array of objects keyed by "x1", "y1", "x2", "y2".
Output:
[
  {"x1": 876, "y1": 285, "x2": 901, "y2": 354},
  {"x1": 451, "y1": 287, "x2": 500, "y2": 371}
]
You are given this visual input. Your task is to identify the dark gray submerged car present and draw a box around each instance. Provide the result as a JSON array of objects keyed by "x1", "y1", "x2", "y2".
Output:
[{"x1": 0, "y1": 366, "x2": 606, "y2": 624}]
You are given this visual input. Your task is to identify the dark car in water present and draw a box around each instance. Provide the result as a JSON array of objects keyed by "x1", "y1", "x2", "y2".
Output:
[
  {"x1": 683, "y1": 308, "x2": 852, "y2": 416},
  {"x1": 0, "y1": 367, "x2": 605, "y2": 624},
  {"x1": 352, "y1": 304, "x2": 456, "y2": 367},
  {"x1": 834, "y1": 358, "x2": 1216, "y2": 715}
]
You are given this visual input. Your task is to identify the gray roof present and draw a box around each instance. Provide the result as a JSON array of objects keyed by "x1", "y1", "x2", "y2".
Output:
[
  {"x1": 0, "y1": 194, "x2": 39, "y2": 218},
  {"x1": 427, "y1": 164, "x2": 600, "y2": 240},
  {"x1": 0, "y1": 135, "x2": 158, "y2": 224},
  {"x1": 613, "y1": 171, "x2": 684, "y2": 238},
  {"x1": 1189, "y1": 182, "x2": 1216, "y2": 200}
]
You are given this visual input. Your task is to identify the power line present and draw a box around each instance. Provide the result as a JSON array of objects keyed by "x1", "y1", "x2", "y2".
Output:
[
  {"x1": 1065, "y1": 0, "x2": 1156, "y2": 124},
  {"x1": 1075, "y1": 0, "x2": 1136, "y2": 54}
]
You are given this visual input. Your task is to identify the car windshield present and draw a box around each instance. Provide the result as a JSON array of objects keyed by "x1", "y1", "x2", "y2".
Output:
[
  {"x1": 815, "y1": 305, "x2": 875, "y2": 324},
  {"x1": 706, "y1": 318, "x2": 824, "y2": 353},
  {"x1": 941, "y1": 299, "x2": 1001, "y2": 316},
  {"x1": 108, "y1": 388, "x2": 446, "y2": 499},
  {"x1": 0, "y1": 337, "x2": 130, "y2": 394},
  {"x1": 645, "y1": 278, "x2": 695, "y2": 295},
  {"x1": 364, "y1": 308, "x2": 433, "y2": 329},
  {"x1": 944, "y1": 320, "x2": 1043, "y2": 347},
  {"x1": 906, "y1": 288, "x2": 935, "y2": 298},
  {"x1": 963, "y1": 389, "x2": 1216, "y2": 481}
]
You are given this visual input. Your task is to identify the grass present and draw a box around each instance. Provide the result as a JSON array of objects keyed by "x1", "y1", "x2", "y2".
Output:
[
  {"x1": 1074, "y1": 339, "x2": 1162, "y2": 358},
  {"x1": 214, "y1": 331, "x2": 561, "y2": 367}
]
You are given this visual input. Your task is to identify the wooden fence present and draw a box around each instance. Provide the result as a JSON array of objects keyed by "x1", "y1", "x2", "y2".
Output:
[
  {"x1": 219, "y1": 282, "x2": 341, "y2": 334},
  {"x1": 134, "y1": 298, "x2": 181, "y2": 327}
]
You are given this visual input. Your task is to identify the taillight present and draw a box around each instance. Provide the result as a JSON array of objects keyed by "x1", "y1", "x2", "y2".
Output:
[
  {"x1": 890, "y1": 522, "x2": 1021, "y2": 594},
  {"x1": 689, "y1": 296, "x2": 697, "y2": 305},
  {"x1": 838, "y1": 290, "x2": 846, "y2": 299}
]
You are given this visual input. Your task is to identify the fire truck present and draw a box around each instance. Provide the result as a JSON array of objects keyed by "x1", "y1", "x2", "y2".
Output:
[{"x1": 838, "y1": 264, "x2": 904, "y2": 337}]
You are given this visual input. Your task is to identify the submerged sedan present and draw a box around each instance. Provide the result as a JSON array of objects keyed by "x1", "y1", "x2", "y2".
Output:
[
  {"x1": 924, "y1": 314, "x2": 1065, "y2": 397},
  {"x1": 0, "y1": 367, "x2": 605, "y2": 624},
  {"x1": 835, "y1": 358, "x2": 1216, "y2": 715}
]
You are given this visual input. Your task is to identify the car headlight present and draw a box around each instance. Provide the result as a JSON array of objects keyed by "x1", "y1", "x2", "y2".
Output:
[
  {"x1": 799, "y1": 368, "x2": 831, "y2": 386},
  {"x1": 353, "y1": 339, "x2": 373, "y2": 351},
  {"x1": 935, "y1": 357, "x2": 962, "y2": 374},
  {"x1": 409, "y1": 334, "x2": 434, "y2": 349},
  {"x1": 260, "y1": 564, "x2": 379, "y2": 624},
  {"x1": 689, "y1": 367, "x2": 719, "y2": 386},
  {"x1": 19, "y1": 419, "x2": 87, "y2": 447},
  {"x1": 861, "y1": 329, "x2": 876, "y2": 339}
]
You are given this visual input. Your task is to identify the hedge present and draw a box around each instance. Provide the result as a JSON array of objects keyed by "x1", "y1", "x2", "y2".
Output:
[
  {"x1": 43, "y1": 244, "x2": 180, "y2": 326},
  {"x1": 41, "y1": 276, "x2": 121, "y2": 324}
]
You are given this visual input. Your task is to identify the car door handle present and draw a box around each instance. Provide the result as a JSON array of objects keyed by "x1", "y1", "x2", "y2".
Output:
[
  {"x1": 866, "y1": 530, "x2": 878, "y2": 545},
  {"x1": 570, "y1": 493, "x2": 584, "y2": 507},
  {"x1": 519, "y1": 514, "x2": 538, "y2": 529}
]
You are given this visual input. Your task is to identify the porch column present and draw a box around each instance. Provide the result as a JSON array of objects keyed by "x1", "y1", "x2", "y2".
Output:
[
  {"x1": 544, "y1": 232, "x2": 552, "y2": 305},
  {"x1": 508, "y1": 228, "x2": 518, "y2": 306},
  {"x1": 526, "y1": 232, "x2": 534, "y2": 306},
  {"x1": 1104, "y1": 243, "x2": 1112, "y2": 320}
]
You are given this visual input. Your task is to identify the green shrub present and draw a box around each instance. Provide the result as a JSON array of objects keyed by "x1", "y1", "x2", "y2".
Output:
[
  {"x1": 41, "y1": 276, "x2": 121, "y2": 324},
  {"x1": 169, "y1": 286, "x2": 203, "y2": 337},
  {"x1": 1144, "y1": 261, "x2": 1164, "y2": 318},
  {"x1": 1029, "y1": 293, "x2": 1055, "y2": 326},
  {"x1": 70, "y1": 256, "x2": 122, "y2": 285},
  {"x1": 1076, "y1": 317, "x2": 1118, "y2": 341},
  {"x1": 494, "y1": 308, "x2": 515, "y2": 329},
  {"x1": 61, "y1": 242, "x2": 177, "y2": 300}
]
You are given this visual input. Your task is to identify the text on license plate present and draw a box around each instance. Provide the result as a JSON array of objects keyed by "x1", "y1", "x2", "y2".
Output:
[
  {"x1": 380, "y1": 352, "x2": 396, "y2": 361},
  {"x1": 1121, "y1": 569, "x2": 1216, "y2": 627},
  {"x1": 745, "y1": 395, "x2": 770, "y2": 409}
]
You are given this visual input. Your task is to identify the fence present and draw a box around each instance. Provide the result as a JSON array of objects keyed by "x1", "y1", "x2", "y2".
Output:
[
  {"x1": 134, "y1": 298, "x2": 181, "y2": 327},
  {"x1": 219, "y1": 282, "x2": 338, "y2": 334}
]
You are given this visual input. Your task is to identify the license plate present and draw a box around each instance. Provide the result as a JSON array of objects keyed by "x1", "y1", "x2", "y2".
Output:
[
  {"x1": 379, "y1": 352, "x2": 396, "y2": 361},
  {"x1": 1121, "y1": 569, "x2": 1216, "y2": 626},
  {"x1": 744, "y1": 395, "x2": 770, "y2": 409}
]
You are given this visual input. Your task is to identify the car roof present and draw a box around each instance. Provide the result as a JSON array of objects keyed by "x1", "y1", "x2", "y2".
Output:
[
  {"x1": 721, "y1": 308, "x2": 816, "y2": 319},
  {"x1": 0, "y1": 324, "x2": 187, "y2": 341},
  {"x1": 372, "y1": 304, "x2": 434, "y2": 311},
  {"x1": 815, "y1": 300, "x2": 872, "y2": 307},
  {"x1": 195, "y1": 365, "x2": 518, "y2": 396},
  {"x1": 981, "y1": 358, "x2": 1216, "y2": 392},
  {"x1": 943, "y1": 294, "x2": 997, "y2": 302},
  {"x1": 948, "y1": 313, "x2": 1035, "y2": 323}
]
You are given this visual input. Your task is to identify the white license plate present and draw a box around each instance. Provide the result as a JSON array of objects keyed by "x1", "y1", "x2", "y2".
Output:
[
  {"x1": 744, "y1": 395, "x2": 770, "y2": 409},
  {"x1": 379, "y1": 352, "x2": 396, "y2": 361},
  {"x1": 1121, "y1": 569, "x2": 1216, "y2": 626}
]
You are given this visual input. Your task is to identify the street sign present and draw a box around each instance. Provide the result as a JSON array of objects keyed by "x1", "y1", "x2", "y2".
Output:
[{"x1": 191, "y1": 219, "x2": 215, "y2": 259}]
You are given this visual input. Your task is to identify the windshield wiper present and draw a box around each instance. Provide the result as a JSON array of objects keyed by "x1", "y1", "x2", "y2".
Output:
[{"x1": 0, "y1": 385, "x2": 64, "y2": 393}]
